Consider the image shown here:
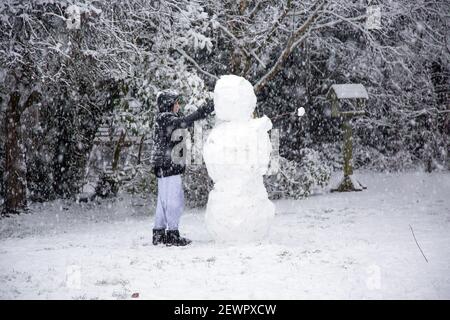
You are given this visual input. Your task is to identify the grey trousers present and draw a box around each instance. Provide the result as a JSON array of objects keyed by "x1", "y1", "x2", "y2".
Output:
[{"x1": 154, "y1": 174, "x2": 184, "y2": 230}]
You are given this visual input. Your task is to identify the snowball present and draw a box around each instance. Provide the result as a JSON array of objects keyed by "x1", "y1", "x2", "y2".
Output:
[
  {"x1": 298, "y1": 107, "x2": 305, "y2": 117},
  {"x1": 213, "y1": 75, "x2": 256, "y2": 121}
]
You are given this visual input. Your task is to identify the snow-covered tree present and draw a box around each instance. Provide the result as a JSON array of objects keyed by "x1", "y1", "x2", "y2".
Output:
[{"x1": 0, "y1": 0, "x2": 448, "y2": 213}]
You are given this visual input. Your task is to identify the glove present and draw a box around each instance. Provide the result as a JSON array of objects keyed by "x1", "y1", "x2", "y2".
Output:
[{"x1": 202, "y1": 99, "x2": 215, "y2": 115}]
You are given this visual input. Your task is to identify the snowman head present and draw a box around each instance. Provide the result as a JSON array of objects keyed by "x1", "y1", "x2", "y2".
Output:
[{"x1": 213, "y1": 75, "x2": 256, "y2": 122}]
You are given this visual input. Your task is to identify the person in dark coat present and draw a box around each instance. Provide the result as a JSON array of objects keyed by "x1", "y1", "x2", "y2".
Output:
[{"x1": 150, "y1": 90, "x2": 214, "y2": 246}]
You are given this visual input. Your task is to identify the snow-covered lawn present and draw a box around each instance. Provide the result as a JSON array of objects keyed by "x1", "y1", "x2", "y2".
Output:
[{"x1": 0, "y1": 171, "x2": 449, "y2": 299}]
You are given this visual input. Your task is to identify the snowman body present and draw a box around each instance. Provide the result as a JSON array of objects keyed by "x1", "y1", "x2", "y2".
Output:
[{"x1": 203, "y1": 75, "x2": 275, "y2": 242}]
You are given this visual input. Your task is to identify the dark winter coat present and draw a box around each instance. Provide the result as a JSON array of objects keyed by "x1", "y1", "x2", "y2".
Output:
[{"x1": 150, "y1": 100, "x2": 214, "y2": 178}]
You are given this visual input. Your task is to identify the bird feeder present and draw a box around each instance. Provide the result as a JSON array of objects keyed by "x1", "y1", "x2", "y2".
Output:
[{"x1": 327, "y1": 84, "x2": 368, "y2": 192}]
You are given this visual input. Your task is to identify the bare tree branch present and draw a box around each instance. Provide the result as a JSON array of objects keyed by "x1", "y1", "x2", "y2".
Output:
[
  {"x1": 409, "y1": 224, "x2": 429, "y2": 263},
  {"x1": 247, "y1": 0, "x2": 267, "y2": 20},
  {"x1": 312, "y1": 14, "x2": 367, "y2": 31},
  {"x1": 20, "y1": 90, "x2": 41, "y2": 113},
  {"x1": 176, "y1": 48, "x2": 219, "y2": 80},
  {"x1": 215, "y1": 21, "x2": 266, "y2": 68},
  {"x1": 254, "y1": 0, "x2": 292, "y2": 56},
  {"x1": 254, "y1": 0, "x2": 326, "y2": 94}
]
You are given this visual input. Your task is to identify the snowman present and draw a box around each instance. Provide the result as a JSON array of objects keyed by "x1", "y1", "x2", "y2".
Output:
[{"x1": 203, "y1": 75, "x2": 275, "y2": 242}]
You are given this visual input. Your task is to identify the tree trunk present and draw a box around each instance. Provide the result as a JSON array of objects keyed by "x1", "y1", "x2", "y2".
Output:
[
  {"x1": 3, "y1": 92, "x2": 27, "y2": 214},
  {"x1": 229, "y1": 0, "x2": 248, "y2": 75},
  {"x1": 136, "y1": 134, "x2": 145, "y2": 165}
]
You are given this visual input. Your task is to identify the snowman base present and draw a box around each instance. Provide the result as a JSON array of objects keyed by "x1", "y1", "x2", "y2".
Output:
[
  {"x1": 205, "y1": 188, "x2": 275, "y2": 242},
  {"x1": 205, "y1": 177, "x2": 275, "y2": 242}
]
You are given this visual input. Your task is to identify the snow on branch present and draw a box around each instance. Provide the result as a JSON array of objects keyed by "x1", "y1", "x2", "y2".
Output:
[
  {"x1": 215, "y1": 21, "x2": 266, "y2": 69},
  {"x1": 312, "y1": 14, "x2": 367, "y2": 31},
  {"x1": 253, "y1": 0, "x2": 292, "y2": 57},
  {"x1": 176, "y1": 48, "x2": 218, "y2": 80},
  {"x1": 20, "y1": 90, "x2": 41, "y2": 113},
  {"x1": 254, "y1": 0, "x2": 326, "y2": 94},
  {"x1": 246, "y1": 0, "x2": 268, "y2": 20}
]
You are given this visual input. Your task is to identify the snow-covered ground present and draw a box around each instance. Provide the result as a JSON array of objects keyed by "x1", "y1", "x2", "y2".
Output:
[{"x1": 0, "y1": 171, "x2": 449, "y2": 299}]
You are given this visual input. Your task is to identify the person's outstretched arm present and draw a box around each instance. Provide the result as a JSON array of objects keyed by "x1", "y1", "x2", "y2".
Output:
[{"x1": 166, "y1": 99, "x2": 214, "y2": 129}]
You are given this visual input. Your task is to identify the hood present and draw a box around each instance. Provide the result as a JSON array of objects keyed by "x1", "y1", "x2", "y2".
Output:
[{"x1": 157, "y1": 90, "x2": 180, "y2": 113}]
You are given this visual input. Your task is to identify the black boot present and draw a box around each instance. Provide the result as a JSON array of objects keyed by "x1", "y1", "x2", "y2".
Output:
[
  {"x1": 166, "y1": 230, "x2": 192, "y2": 247},
  {"x1": 152, "y1": 229, "x2": 166, "y2": 245}
]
